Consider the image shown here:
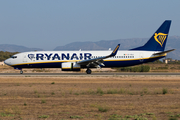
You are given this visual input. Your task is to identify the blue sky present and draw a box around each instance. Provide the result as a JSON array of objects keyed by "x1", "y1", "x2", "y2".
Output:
[{"x1": 0, "y1": 0, "x2": 179, "y2": 50}]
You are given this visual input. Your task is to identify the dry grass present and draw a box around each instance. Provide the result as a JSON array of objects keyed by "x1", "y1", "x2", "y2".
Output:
[{"x1": 0, "y1": 76, "x2": 179, "y2": 119}]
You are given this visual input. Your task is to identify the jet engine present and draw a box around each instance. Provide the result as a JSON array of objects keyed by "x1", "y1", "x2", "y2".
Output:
[{"x1": 61, "y1": 62, "x2": 81, "y2": 71}]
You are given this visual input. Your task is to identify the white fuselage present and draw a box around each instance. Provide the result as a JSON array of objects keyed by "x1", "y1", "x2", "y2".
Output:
[{"x1": 4, "y1": 50, "x2": 165, "y2": 68}]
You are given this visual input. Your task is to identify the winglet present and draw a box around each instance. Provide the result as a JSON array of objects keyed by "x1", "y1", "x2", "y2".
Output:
[{"x1": 110, "y1": 44, "x2": 120, "y2": 57}]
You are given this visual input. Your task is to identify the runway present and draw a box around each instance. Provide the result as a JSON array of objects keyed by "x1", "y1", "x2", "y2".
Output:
[{"x1": 0, "y1": 72, "x2": 180, "y2": 77}]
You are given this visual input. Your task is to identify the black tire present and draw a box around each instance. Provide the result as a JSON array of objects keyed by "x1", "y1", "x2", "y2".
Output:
[
  {"x1": 86, "y1": 69, "x2": 92, "y2": 74},
  {"x1": 20, "y1": 71, "x2": 23, "y2": 74}
]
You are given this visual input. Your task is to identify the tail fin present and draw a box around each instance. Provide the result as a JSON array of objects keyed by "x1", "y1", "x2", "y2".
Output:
[{"x1": 131, "y1": 20, "x2": 171, "y2": 51}]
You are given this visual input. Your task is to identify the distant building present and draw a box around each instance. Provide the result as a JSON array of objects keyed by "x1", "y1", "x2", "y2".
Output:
[
  {"x1": 163, "y1": 58, "x2": 178, "y2": 64},
  {"x1": 0, "y1": 61, "x2": 4, "y2": 66}
]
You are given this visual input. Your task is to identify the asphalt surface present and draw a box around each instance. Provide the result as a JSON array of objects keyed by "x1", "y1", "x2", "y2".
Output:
[{"x1": 0, "y1": 72, "x2": 180, "y2": 76}]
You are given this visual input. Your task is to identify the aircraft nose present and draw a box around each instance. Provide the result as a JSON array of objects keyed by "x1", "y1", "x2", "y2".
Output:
[
  {"x1": 4, "y1": 60, "x2": 7, "y2": 65},
  {"x1": 4, "y1": 59, "x2": 11, "y2": 65}
]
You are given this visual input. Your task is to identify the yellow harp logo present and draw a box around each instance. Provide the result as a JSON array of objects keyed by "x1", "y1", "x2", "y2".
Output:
[{"x1": 154, "y1": 33, "x2": 167, "y2": 47}]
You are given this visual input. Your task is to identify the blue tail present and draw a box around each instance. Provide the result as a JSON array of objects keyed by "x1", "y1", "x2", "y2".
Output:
[{"x1": 131, "y1": 20, "x2": 171, "y2": 51}]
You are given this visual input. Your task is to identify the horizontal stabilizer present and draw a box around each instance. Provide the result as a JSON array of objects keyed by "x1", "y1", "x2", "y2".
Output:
[{"x1": 153, "y1": 49, "x2": 175, "y2": 55}]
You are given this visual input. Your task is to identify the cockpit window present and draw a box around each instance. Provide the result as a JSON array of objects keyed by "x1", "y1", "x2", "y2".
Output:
[{"x1": 11, "y1": 56, "x2": 17, "y2": 59}]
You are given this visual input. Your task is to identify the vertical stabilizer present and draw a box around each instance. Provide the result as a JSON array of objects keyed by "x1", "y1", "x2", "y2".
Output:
[{"x1": 131, "y1": 20, "x2": 171, "y2": 51}]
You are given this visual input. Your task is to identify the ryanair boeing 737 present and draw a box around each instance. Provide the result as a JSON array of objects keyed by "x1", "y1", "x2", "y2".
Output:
[{"x1": 4, "y1": 20, "x2": 174, "y2": 74}]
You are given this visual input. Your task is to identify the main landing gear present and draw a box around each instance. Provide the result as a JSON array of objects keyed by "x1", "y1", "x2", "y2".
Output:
[{"x1": 86, "y1": 68, "x2": 92, "y2": 74}]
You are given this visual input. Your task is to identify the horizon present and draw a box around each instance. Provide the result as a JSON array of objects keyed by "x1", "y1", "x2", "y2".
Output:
[{"x1": 0, "y1": 35, "x2": 179, "y2": 50}]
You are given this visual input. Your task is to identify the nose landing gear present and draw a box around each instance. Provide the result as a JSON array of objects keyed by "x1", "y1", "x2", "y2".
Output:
[
  {"x1": 14, "y1": 68, "x2": 23, "y2": 74},
  {"x1": 20, "y1": 70, "x2": 23, "y2": 74}
]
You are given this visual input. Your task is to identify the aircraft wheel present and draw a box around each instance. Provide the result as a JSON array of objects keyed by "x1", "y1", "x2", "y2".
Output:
[
  {"x1": 86, "y1": 69, "x2": 92, "y2": 74},
  {"x1": 20, "y1": 70, "x2": 23, "y2": 74}
]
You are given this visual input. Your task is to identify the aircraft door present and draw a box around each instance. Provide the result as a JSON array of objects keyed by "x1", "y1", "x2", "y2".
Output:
[
  {"x1": 139, "y1": 53, "x2": 144, "y2": 62},
  {"x1": 23, "y1": 54, "x2": 27, "y2": 62}
]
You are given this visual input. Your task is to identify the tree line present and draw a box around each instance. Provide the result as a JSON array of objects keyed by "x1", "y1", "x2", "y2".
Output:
[{"x1": 0, "y1": 51, "x2": 18, "y2": 61}]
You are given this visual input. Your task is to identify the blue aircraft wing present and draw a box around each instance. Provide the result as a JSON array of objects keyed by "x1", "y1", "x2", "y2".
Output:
[{"x1": 77, "y1": 44, "x2": 120, "y2": 66}]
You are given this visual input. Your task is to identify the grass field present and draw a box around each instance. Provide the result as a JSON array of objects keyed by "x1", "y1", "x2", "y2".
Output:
[{"x1": 0, "y1": 76, "x2": 179, "y2": 120}]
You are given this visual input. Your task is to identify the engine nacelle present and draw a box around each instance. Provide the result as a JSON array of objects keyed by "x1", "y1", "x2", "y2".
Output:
[{"x1": 61, "y1": 62, "x2": 81, "y2": 71}]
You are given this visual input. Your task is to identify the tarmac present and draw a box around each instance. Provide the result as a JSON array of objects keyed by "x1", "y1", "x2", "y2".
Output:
[{"x1": 0, "y1": 72, "x2": 180, "y2": 77}]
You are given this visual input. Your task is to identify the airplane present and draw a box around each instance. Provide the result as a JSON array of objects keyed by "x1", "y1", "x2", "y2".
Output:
[{"x1": 4, "y1": 20, "x2": 174, "y2": 74}]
